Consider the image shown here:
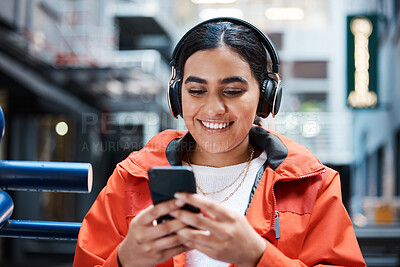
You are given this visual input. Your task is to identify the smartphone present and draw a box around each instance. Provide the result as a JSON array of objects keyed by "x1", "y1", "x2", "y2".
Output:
[{"x1": 148, "y1": 166, "x2": 200, "y2": 223}]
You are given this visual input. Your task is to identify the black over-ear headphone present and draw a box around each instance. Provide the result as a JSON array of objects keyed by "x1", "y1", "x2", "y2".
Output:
[{"x1": 168, "y1": 17, "x2": 282, "y2": 119}]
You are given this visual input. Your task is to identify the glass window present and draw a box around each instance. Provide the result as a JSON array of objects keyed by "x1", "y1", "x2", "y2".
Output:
[
  {"x1": 396, "y1": 129, "x2": 400, "y2": 196},
  {"x1": 377, "y1": 147, "x2": 384, "y2": 197}
]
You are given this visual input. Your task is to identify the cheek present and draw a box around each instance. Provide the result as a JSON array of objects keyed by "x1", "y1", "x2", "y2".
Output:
[
  {"x1": 181, "y1": 92, "x2": 190, "y2": 115},
  {"x1": 181, "y1": 93, "x2": 198, "y2": 119},
  {"x1": 238, "y1": 91, "x2": 259, "y2": 116}
]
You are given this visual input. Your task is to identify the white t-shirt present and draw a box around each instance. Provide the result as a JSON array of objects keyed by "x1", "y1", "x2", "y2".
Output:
[{"x1": 182, "y1": 151, "x2": 268, "y2": 267}]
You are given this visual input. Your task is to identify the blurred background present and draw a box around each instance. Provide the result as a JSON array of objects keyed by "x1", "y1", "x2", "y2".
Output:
[{"x1": 0, "y1": 0, "x2": 399, "y2": 266}]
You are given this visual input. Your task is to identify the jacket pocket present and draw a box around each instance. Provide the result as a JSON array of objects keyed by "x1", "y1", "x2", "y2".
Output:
[{"x1": 274, "y1": 174, "x2": 325, "y2": 214}]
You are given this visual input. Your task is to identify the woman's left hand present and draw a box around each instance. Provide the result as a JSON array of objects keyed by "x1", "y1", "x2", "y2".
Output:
[{"x1": 170, "y1": 193, "x2": 266, "y2": 267}]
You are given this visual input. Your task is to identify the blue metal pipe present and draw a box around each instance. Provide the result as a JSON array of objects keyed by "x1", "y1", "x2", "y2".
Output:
[
  {"x1": 0, "y1": 106, "x2": 5, "y2": 142},
  {"x1": 0, "y1": 220, "x2": 81, "y2": 240},
  {"x1": 0, "y1": 190, "x2": 13, "y2": 228},
  {"x1": 0, "y1": 161, "x2": 93, "y2": 193}
]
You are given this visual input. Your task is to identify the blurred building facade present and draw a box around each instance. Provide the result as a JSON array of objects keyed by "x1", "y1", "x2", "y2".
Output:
[
  {"x1": 0, "y1": 0, "x2": 175, "y2": 265},
  {"x1": 0, "y1": 0, "x2": 399, "y2": 266}
]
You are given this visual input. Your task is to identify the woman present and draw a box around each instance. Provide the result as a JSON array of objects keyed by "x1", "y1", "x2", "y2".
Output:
[{"x1": 73, "y1": 18, "x2": 366, "y2": 267}]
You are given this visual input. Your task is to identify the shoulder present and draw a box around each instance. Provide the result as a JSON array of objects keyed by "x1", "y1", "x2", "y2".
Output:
[
  {"x1": 143, "y1": 129, "x2": 187, "y2": 150},
  {"x1": 251, "y1": 126, "x2": 324, "y2": 177},
  {"x1": 117, "y1": 129, "x2": 187, "y2": 177}
]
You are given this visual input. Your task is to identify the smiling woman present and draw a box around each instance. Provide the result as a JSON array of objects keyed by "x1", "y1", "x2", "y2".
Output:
[
  {"x1": 73, "y1": 17, "x2": 366, "y2": 267},
  {"x1": 182, "y1": 47, "x2": 260, "y2": 163}
]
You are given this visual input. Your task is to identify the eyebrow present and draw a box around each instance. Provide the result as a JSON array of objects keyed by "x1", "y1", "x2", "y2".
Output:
[
  {"x1": 221, "y1": 76, "x2": 248, "y2": 85},
  {"x1": 184, "y1": 75, "x2": 248, "y2": 85},
  {"x1": 185, "y1": 76, "x2": 207, "y2": 84}
]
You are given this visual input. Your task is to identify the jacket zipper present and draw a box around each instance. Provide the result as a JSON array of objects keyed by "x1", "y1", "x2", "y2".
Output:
[
  {"x1": 271, "y1": 168, "x2": 326, "y2": 240},
  {"x1": 275, "y1": 211, "x2": 280, "y2": 239}
]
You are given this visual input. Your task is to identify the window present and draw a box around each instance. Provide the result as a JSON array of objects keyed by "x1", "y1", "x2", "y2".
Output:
[
  {"x1": 367, "y1": 146, "x2": 384, "y2": 197},
  {"x1": 367, "y1": 152, "x2": 377, "y2": 196},
  {"x1": 377, "y1": 146, "x2": 384, "y2": 197},
  {"x1": 396, "y1": 129, "x2": 400, "y2": 196},
  {"x1": 292, "y1": 61, "x2": 328, "y2": 79}
]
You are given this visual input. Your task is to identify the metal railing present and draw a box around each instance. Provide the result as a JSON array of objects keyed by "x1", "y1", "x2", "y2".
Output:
[{"x1": 0, "y1": 106, "x2": 92, "y2": 240}]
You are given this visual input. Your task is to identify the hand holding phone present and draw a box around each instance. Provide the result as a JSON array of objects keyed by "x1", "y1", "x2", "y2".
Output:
[{"x1": 148, "y1": 166, "x2": 200, "y2": 223}]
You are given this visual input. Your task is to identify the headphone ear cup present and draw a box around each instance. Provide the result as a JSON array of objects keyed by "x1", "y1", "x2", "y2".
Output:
[
  {"x1": 272, "y1": 84, "x2": 282, "y2": 116},
  {"x1": 168, "y1": 76, "x2": 182, "y2": 118},
  {"x1": 257, "y1": 78, "x2": 282, "y2": 118},
  {"x1": 257, "y1": 79, "x2": 273, "y2": 118}
]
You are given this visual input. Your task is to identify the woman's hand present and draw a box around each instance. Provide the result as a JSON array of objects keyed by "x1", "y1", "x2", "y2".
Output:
[
  {"x1": 171, "y1": 193, "x2": 266, "y2": 267},
  {"x1": 117, "y1": 199, "x2": 189, "y2": 267}
]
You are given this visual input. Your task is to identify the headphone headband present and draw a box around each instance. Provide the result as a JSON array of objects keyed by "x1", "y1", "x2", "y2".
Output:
[
  {"x1": 168, "y1": 17, "x2": 283, "y2": 119},
  {"x1": 170, "y1": 17, "x2": 280, "y2": 73}
]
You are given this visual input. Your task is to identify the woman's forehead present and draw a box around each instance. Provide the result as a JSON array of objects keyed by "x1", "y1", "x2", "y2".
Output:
[
  {"x1": 183, "y1": 47, "x2": 252, "y2": 77},
  {"x1": 183, "y1": 48, "x2": 258, "y2": 84}
]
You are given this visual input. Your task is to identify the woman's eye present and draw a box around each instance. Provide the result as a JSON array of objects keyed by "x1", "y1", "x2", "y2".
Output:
[
  {"x1": 224, "y1": 89, "x2": 243, "y2": 96},
  {"x1": 188, "y1": 89, "x2": 206, "y2": 96}
]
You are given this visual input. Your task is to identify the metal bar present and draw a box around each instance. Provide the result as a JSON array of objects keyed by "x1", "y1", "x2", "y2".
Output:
[
  {"x1": 0, "y1": 106, "x2": 4, "y2": 142},
  {"x1": 0, "y1": 190, "x2": 13, "y2": 228},
  {"x1": 355, "y1": 226, "x2": 400, "y2": 246},
  {"x1": 0, "y1": 161, "x2": 93, "y2": 193},
  {"x1": 0, "y1": 52, "x2": 99, "y2": 119},
  {"x1": 0, "y1": 220, "x2": 81, "y2": 240}
]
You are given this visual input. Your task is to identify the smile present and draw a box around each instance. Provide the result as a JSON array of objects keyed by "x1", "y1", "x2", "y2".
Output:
[{"x1": 200, "y1": 120, "x2": 233, "y2": 130}]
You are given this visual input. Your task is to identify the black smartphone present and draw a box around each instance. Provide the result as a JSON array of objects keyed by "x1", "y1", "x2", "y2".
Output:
[{"x1": 148, "y1": 166, "x2": 200, "y2": 223}]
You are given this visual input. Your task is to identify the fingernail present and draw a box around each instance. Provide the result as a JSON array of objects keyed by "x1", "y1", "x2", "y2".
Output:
[
  {"x1": 175, "y1": 199, "x2": 185, "y2": 206},
  {"x1": 170, "y1": 210, "x2": 177, "y2": 216},
  {"x1": 174, "y1": 192, "x2": 184, "y2": 199}
]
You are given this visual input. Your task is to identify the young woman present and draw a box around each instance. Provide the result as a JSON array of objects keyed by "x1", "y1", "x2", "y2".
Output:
[{"x1": 73, "y1": 18, "x2": 366, "y2": 267}]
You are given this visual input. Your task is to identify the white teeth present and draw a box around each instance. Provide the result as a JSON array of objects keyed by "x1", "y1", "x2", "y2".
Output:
[{"x1": 201, "y1": 121, "x2": 230, "y2": 129}]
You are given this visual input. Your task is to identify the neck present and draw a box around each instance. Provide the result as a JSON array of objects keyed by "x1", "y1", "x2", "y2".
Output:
[{"x1": 189, "y1": 137, "x2": 254, "y2": 167}]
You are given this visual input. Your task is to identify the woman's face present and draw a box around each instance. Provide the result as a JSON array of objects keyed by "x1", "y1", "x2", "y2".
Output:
[{"x1": 182, "y1": 46, "x2": 260, "y2": 154}]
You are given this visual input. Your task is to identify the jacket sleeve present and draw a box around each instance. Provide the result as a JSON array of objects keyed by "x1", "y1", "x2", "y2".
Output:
[
  {"x1": 257, "y1": 170, "x2": 366, "y2": 267},
  {"x1": 73, "y1": 165, "x2": 130, "y2": 267}
]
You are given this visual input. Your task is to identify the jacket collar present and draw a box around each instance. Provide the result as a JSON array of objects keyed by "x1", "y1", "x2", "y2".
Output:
[
  {"x1": 120, "y1": 129, "x2": 187, "y2": 179},
  {"x1": 165, "y1": 126, "x2": 288, "y2": 170},
  {"x1": 165, "y1": 126, "x2": 324, "y2": 178},
  {"x1": 121, "y1": 126, "x2": 324, "y2": 180}
]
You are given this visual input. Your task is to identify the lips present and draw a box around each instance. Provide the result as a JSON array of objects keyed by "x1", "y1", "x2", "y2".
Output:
[{"x1": 199, "y1": 120, "x2": 233, "y2": 130}]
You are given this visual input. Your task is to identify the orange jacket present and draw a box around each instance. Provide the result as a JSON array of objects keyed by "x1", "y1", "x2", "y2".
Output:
[{"x1": 73, "y1": 127, "x2": 366, "y2": 267}]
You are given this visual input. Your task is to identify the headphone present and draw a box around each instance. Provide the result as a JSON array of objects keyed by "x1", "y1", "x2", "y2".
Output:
[{"x1": 168, "y1": 17, "x2": 282, "y2": 119}]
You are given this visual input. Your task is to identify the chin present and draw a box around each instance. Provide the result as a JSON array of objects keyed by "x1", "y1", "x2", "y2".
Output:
[{"x1": 196, "y1": 140, "x2": 232, "y2": 154}]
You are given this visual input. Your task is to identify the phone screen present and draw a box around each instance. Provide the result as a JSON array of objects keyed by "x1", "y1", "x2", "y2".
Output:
[{"x1": 148, "y1": 166, "x2": 200, "y2": 223}]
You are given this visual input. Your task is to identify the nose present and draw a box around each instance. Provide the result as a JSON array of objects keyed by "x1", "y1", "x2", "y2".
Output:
[{"x1": 204, "y1": 93, "x2": 226, "y2": 116}]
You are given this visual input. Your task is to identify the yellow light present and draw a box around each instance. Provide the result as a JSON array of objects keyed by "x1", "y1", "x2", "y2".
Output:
[
  {"x1": 265, "y1": 7, "x2": 304, "y2": 21},
  {"x1": 55, "y1": 121, "x2": 68, "y2": 136},
  {"x1": 348, "y1": 17, "x2": 377, "y2": 108},
  {"x1": 350, "y1": 17, "x2": 373, "y2": 36},
  {"x1": 192, "y1": 0, "x2": 237, "y2": 3}
]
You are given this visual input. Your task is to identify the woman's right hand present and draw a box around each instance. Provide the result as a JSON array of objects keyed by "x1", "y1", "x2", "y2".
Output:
[{"x1": 117, "y1": 199, "x2": 189, "y2": 267}]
